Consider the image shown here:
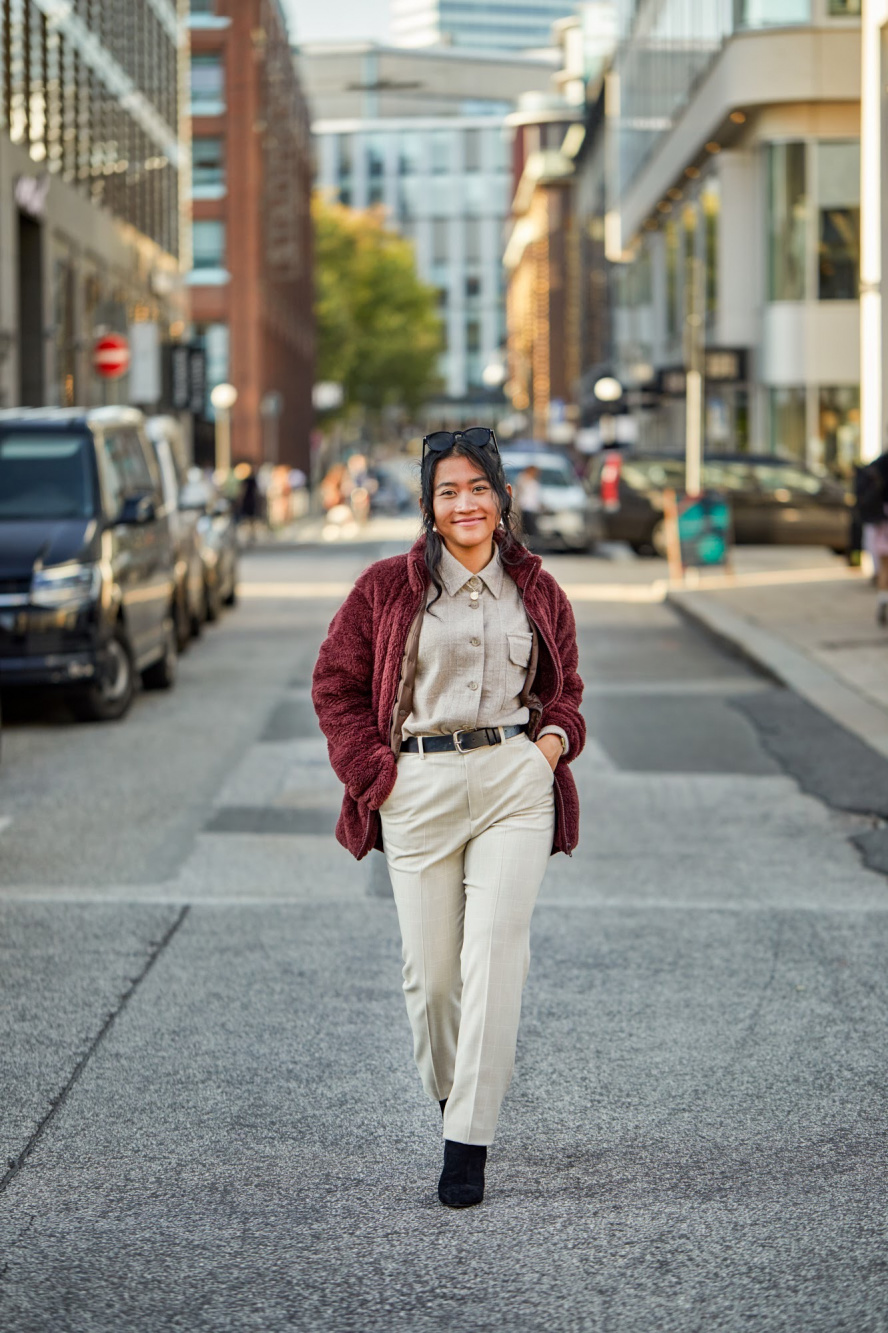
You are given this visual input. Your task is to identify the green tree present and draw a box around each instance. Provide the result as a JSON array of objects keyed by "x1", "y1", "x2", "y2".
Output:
[{"x1": 313, "y1": 196, "x2": 443, "y2": 417}]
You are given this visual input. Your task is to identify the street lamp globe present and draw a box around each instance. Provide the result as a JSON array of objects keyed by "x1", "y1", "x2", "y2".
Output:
[
  {"x1": 593, "y1": 375, "x2": 622, "y2": 403},
  {"x1": 210, "y1": 382, "x2": 238, "y2": 412}
]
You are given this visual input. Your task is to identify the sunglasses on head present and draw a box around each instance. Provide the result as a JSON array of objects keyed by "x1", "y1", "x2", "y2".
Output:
[{"x1": 422, "y1": 426, "x2": 499, "y2": 461}]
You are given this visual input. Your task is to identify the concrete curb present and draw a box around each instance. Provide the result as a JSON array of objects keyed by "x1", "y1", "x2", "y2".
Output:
[{"x1": 668, "y1": 589, "x2": 888, "y2": 763}]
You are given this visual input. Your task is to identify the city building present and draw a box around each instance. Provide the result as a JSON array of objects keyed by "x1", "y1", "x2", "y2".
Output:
[
  {"x1": 302, "y1": 42, "x2": 555, "y2": 424},
  {"x1": 187, "y1": 0, "x2": 314, "y2": 470},
  {"x1": 504, "y1": 94, "x2": 583, "y2": 440},
  {"x1": 0, "y1": 0, "x2": 186, "y2": 411},
  {"x1": 607, "y1": 0, "x2": 863, "y2": 476},
  {"x1": 391, "y1": 0, "x2": 576, "y2": 54},
  {"x1": 503, "y1": 5, "x2": 618, "y2": 441}
]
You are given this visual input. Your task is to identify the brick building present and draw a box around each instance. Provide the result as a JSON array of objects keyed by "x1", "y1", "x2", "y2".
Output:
[{"x1": 188, "y1": 0, "x2": 314, "y2": 470}]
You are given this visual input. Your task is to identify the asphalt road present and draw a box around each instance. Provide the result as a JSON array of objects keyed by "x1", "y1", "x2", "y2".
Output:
[{"x1": 1, "y1": 543, "x2": 887, "y2": 1333}]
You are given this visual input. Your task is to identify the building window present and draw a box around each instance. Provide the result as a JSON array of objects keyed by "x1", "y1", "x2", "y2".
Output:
[
  {"x1": 817, "y1": 141, "x2": 860, "y2": 301},
  {"x1": 432, "y1": 219, "x2": 449, "y2": 264},
  {"x1": 466, "y1": 275, "x2": 481, "y2": 302},
  {"x1": 192, "y1": 220, "x2": 226, "y2": 269},
  {"x1": 735, "y1": 0, "x2": 811, "y2": 24},
  {"x1": 366, "y1": 134, "x2": 386, "y2": 179},
  {"x1": 190, "y1": 54, "x2": 224, "y2": 109},
  {"x1": 827, "y1": 0, "x2": 860, "y2": 12},
  {"x1": 466, "y1": 319, "x2": 481, "y2": 353},
  {"x1": 768, "y1": 143, "x2": 807, "y2": 301},
  {"x1": 665, "y1": 220, "x2": 680, "y2": 341},
  {"x1": 464, "y1": 129, "x2": 481, "y2": 172},
  {"x1": 768, "y1": 386, "x2": 807, "y2": 462},
  {"x1": 702, "y1": 179, "x2": 720, "y2": 321},
  {"x1": 193, "y1": 137, "x2": 224, "y2": 189},
  {"x1": 337, "y1": 136, "x2": 353, "y2": 179},
  {"x1": 465, "y1": 218, "x2": 481, "y2": 263},
  {"x1": 817, "y1": 386, "x2": 860, "y2": 477},
  {"x1": 430, "y1": 132, "x2": 451, "y2": 175},
  {"x1": 399, "y1": 133, "x2": 422, "y2": 175},
  {"x1": 191, "y1": 0, "x2": 216, "y2": 10}
]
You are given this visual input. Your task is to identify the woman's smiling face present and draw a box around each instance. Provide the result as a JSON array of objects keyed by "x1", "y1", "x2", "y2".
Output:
[{"x1": 430, "y1": 453, "x2": 509, "y2": 559}]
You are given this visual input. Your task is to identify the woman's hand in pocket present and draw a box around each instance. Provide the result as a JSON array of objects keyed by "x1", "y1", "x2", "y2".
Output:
[{"x1": 535, "y1": 734, "x2": 563, "y2": 772}]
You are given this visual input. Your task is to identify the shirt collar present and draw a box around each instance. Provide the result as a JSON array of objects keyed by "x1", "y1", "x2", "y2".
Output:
[{"x1": 439, "y1": 543, "x2": 504, "y2": 599}]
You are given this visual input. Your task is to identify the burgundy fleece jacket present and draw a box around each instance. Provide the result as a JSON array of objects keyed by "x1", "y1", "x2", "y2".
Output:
[{"x1": 312, "y1": 533, "x2": 585, "y2": 860}]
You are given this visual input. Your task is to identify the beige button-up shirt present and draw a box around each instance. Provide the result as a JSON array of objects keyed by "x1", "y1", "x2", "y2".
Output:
[{"x1": 402, "y1": 544, "x2": 568, "y2": 751}]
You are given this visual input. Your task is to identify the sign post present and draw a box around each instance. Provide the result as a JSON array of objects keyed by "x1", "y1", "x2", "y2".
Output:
[{"x1": 210, "y1": 382, "x2": 238, "y2": 475}]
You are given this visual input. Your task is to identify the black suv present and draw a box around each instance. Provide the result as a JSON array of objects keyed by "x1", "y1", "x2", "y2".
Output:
[{"x1": 0, "y1": 407, "x2": 178, "y2": 720}]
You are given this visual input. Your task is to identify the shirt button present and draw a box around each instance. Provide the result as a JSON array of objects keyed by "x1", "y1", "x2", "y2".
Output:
[
  {"x1": 470, "y1": 637, "x2": 480, "y2": 647},
  {"x1": 469, "y1": 600, "x2": 479, "y2": 610},
  {"x1": 468, "y1": 681, "x2": 478, "y2": 690},
  {"x1": 468, "y1": 576, "x2": 481, "y2": 589},
  {"x1": 469, "y1": 591, "x2": 480, "y2": 601}
]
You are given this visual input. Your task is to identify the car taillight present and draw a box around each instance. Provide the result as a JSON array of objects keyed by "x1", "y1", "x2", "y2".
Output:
[{"x1": 600, "y1": 454, "x2": 622, "y2": 510}]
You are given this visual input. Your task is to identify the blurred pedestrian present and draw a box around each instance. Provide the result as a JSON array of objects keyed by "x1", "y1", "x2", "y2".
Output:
[
  {"x1": 237, "y1": 465, "x2": 260, "y2": 544},
  {"x1": 855, "y1": 453, "x2": 888, "y2": 624},
  {"x1": 312, "y1": 426, "x2": 585, "y2": 1210},
  {"x1": 516, "y1": 464, "x2": 543, "y2": 542}
]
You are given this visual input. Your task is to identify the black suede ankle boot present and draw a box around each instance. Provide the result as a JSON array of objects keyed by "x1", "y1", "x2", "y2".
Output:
[{"x1": 438, "y1": 1139, "x2": 487, "y2": 1209}]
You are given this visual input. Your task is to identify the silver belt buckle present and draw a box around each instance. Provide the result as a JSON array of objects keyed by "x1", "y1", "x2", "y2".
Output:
[{"x1": 453, "y1": 729, "x2": 471, "y2": 753}]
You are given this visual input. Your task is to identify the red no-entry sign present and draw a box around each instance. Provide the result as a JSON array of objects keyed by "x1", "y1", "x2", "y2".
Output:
[{"x1": 93, "y1": 333, "x2": 130, "y2": 379}]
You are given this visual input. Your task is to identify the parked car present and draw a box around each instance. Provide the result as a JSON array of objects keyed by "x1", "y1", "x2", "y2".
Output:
[
  {"x1": 146, "y1": 416, "x2": 204, "y2": 649},
  {"x1": 501, "y1": 448, "x2": 604, "y2": 552},
  {"x1": 0, "y1": 407, "x2": 178, "y2": 720},
  {"x1": 588, "y1": 450, "x2": 854, "y2": 556},
  {"x1": 178, "y1": 470, "x2": 239, "y2": 621}
]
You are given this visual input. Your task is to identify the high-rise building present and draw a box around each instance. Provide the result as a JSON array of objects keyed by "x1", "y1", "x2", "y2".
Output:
[
  {"x1": 187, "y1": 0, "x2": 314, "y2": 470},
  {"x1": 302, "y1": 42, "x2": 555, "y2": 422},
  {"x1": 0, "y1": 0, "x2": 186, "y2": 410},
  {"x1": 391, "y1": 0, "x2": 575, "y2": 53},
  {"x1": 607, "y1": 0, "x2": 863, "y2": 474}
]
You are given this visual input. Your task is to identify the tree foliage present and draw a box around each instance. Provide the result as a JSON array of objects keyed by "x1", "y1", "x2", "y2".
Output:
[{"x1": 313, "y1": 195, "x2": 444, "y2": 417}]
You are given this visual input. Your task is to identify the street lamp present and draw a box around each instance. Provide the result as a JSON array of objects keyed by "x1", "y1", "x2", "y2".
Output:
[
  {"x1": 482, "y1": 360, "x2": 507, "y2": 390},
  {"x1": 593, "y1": 375, "x2": 622, "y2": 403},
  {"x1": 210, "y1": 382, "x2": 237, "y2": 475}
]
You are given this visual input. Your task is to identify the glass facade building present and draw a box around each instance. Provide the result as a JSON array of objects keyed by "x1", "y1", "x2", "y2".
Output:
[
  {"x1": 316, "y1": 118, "x2": 512, "y2": 397},
  {"x1": 391, "y1": 0, "x2": 578, "y2": 53},
  {"x1": 0, "y1": 0, "x2": 185, "y2": 411},
  {"x1": 0, "y1": 0, "x2": 181, "y2": 254},
  {"x1": 608, "y1": 0, "x2": 863, "y2": 475},
  {"x1": 303, "y1": 43, "x2": 553, "y2": 413}
]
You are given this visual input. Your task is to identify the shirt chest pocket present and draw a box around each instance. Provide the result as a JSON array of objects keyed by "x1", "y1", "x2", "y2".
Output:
[
  {"x1": 507, "y1": 632, "x2": 533, "y2": 669},
  {"x1": 504, "y1": 631, "x2": 534, "y2": 711}
]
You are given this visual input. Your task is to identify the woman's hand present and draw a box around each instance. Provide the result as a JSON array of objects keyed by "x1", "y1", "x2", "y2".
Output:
[{"x1": 535, "y1": 734, "x2": 563, "y2": 772}]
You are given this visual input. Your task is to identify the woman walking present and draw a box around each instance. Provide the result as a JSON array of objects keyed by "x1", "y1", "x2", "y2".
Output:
[{"x1": 312, "y1": 427, "x2": 585, "y2": 1208}]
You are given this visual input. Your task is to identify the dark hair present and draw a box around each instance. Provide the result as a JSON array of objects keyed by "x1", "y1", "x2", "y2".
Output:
[{"x1": 420, "y1": 436, "x2": 527, "y2": 611}]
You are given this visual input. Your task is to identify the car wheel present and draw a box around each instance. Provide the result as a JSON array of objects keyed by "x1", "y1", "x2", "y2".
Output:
[
  {"x1": 649, "y1": 519, "x2": 668, "y2": 559},
  {"x1": 175, "y1": 585, "x2": 191, "y2": 652},
  {"x1": 69, "y1": 625, "x2": 136, "y2": 722},
  {"x1": 223, "y1": 568, "x2": 238, "y2": 606},
  {"x1": 204, "y1": 577, "x2": 222, "y2": 624},
  {"x1": 142, "y1": 615, "x2": 178, "y2": 690}
]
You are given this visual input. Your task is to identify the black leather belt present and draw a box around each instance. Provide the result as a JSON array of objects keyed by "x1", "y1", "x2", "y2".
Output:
[{"x1": 401, "y1": 724, "x2": 528, "y2": 755}]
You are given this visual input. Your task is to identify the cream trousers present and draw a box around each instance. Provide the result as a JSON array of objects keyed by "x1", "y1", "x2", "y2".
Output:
[{"x1": 379, "y1": 732, "x2": 556, "y2": 1145}]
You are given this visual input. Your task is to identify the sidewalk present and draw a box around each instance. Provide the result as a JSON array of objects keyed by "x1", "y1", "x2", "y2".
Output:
[{"x1": 669, "y1": 562, "x2": 888, "y2": 761}]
